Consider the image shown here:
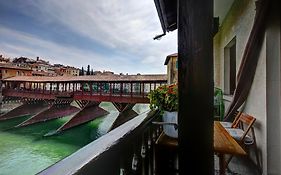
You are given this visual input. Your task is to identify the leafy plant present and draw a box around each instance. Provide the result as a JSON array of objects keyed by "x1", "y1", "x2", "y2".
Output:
[{"x1": 148, "y1": 84, "x2": 178, "y2": 114}]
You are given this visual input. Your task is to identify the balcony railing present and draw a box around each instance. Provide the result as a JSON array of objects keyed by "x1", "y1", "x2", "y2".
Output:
[{"x1": 38, "y1": 109, "x2": 163, "y2": 175}]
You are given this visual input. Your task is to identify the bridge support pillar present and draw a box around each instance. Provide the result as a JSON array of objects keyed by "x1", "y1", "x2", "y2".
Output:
[
  {"x1": 109, "y1": 102, "x2": 138, "y2": 131},
  {"x1": 112, "y1": 102, "x2": 135, "y2": 113},
  {"x1": 16, "y1": 103, "x2": 80, "y2": 127},
  {"x1": 75, "y1": 100, "x2": 90, "y2": 109},
  {"x1": 55, "y1": 101, "x2": 109, "y2": 133},
  {"x1": 0, "y1": 101, "x2": 50, "y2": 121}
]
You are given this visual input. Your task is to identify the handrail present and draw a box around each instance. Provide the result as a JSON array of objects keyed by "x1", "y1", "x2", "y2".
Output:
[{"x1": 38, "y1": 109, "x2": 161, "y2": 175}]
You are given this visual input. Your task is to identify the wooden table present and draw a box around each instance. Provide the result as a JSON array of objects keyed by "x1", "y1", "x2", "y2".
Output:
[
  {"x1": 156, "y1": 122, "x2": 246, "y2": 175},
  {"x1": 214, "y1": 121, "x2": 247, "y2": 175},
  {"x1": 156, "y1": 131, "x2": 178, "y2": 147},
  {"x1": 155, "y1": 132, "x2": 178, "y2": 174}
]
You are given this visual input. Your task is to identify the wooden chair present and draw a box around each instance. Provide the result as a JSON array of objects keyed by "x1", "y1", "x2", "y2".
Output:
[
  {"x1": 220, "y1": 111, "x2": 242, "y2": 128},
  {"x1": 225, "y1": 113, "x2": 260, "y2": 170}
]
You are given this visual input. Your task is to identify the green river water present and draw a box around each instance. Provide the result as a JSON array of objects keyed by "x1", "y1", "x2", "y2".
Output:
[{"x1": 0, "y1": 102, "x2": 149, "y2": 175}]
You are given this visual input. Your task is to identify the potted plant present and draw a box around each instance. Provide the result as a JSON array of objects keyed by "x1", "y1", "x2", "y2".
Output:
[{"x1": 148, "y1": 84, "x2": 178, "y2": 138}]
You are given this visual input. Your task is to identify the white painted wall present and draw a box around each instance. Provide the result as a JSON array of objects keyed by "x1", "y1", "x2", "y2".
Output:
[
  {"x1": 214, "y1": 0, "x2": 281, "y2": 174},
  {"x1": 244, "y1": 3, "x2": 280, "y2": 175},
  {"x1": 214, "y1": 0, "x2": 255, "y2": 110},
  {"x1": 243, "y1": 39, "x2": 267, "y2": 173},
  {"x1": 264, "y1": 7, "x2": 281, "y2": 174}
]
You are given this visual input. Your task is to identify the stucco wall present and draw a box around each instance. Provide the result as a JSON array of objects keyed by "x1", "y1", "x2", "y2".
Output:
[
  {"x1": 167, "y1": 56, "x2": 178, "y2": 84},
  {"x1": 214, "y1": 0, "x2": 255, "y2": 90},
  {"x1": 213, "y1": 0, "x2": 273, "y2": 174},
  {"x1": 242, "y1": 3, "x2": 280, "y2": 175},
  {"x1": 1, "y1": 69, "x2": 32, "y2": 79},
  {"x1": 264, "y1": 6, "x2": 281, "y2": 174},
  {"x1": 243, "y1": 38, "x2": 267, "y2": 173}
]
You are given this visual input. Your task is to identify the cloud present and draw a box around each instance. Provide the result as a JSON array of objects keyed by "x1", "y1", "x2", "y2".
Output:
[{"x1": 0, "y1": 0, "x2": 177, "y2": 74}]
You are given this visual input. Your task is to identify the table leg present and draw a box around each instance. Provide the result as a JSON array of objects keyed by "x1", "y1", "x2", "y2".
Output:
[{"x1": 218, "y1": 153, "x2": 226, "y2": 175}]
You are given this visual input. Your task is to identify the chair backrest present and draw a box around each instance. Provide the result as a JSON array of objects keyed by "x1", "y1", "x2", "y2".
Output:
[
  {"x1": 230, "y1": 111, "x2": 242, "y2": 128},
  {"x1": 232, "y1": 113, "x2": 256, "y2": 142}
]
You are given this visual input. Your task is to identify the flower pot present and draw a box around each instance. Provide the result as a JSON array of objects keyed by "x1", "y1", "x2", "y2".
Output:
[{"x1": 162, "y1": 111, "x2": 178, "y2": 138}]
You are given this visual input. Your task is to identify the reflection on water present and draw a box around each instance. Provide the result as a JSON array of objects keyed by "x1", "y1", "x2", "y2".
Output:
[{"x1": 0, "y1": 102, "x2": 150, "y2": 175}]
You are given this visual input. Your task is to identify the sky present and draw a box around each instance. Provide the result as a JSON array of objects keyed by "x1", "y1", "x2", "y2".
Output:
[{"x1": 0, "y1": 0, "x2": 177, "y2": 74}]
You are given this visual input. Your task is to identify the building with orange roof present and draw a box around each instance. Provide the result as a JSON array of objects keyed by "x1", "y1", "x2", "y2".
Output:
[{"x1": 0, "y1": 63, "x2": 32, "y2": 80}]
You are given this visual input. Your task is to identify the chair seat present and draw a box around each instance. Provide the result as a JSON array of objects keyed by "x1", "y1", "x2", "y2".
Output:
[
  {"x1": 226, "y1": 128, "x2": 254, "y2": 145},
  {"x1": 220, "y1": 121, "x2": 232, "y2": 128}
]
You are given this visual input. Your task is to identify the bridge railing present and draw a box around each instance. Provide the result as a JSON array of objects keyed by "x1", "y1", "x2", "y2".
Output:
[
  {"x1": 2, "y1": 88, "x2": 74, "y2": 97},
  {"x1": 38, "y1": 110, "x2": 163, "y2": 175}
]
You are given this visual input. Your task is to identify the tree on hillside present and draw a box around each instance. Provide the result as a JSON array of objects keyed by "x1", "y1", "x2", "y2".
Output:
[
  {"x1": 91, "y1": 69, "x2": 94, "y2": 75},
  {"x1": 86, "y1": 65, "x2": 90, "y2": 75}
]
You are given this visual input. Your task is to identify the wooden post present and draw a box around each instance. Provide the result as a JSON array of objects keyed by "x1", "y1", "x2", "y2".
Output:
[
  {"x1": 0, "y1": 80, "x2": 2, "y2": 105},
  {"x1": 90, "y1": 82, "x2": 93, "y2": 96},
  {"x1": 120, "y1": 83, "x2": 123, "y2": 96},
  {"x1": 178, "y1": 0, "x2": 214, "y2": 174},
  {"x1": 43, "y1": 83, "x2": 45, "y2": 94},
  {"x1": 142, "y1": 82, "x2": 145, "y2": 98},
  {"x1": 131, "y1": 82, "x2": 133, "y2": 98},
  {"x1": 99, "y1": 82, "x2": 102, "y2": 95},
  {"x1": 109, "y1": 82, "x2": 112, "y2": 96},
  {"x1": 82, "y1": 82, "x2": 84, "y2": 95},
  {"x1": 57, "y1": 83, "x2": 59, "y2": 94},
  {"x1": 50, "y1": 83, "x2": 52, "y2": 94}
]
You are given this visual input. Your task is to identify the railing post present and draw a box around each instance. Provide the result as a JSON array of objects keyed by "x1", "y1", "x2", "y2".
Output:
[
  {"x1": 50, "y1": 83, "x2": 52, "y2": 94},
  {"x1": 56, "y1": 83, "x2": 59, "y2": 94},
  {"x1": 109, "y1": 82, "x2": 112, "y2": 96},
  {"x1": 142, "y1": 82, "x2": 145, "y2": 98},
  {"x1": 90, "y1": 82, "x2": 93, "y2": 96},
  {"x1": 131, "y1": 82, "x2": 133, "y2": 98},
  {"x1": 43, "y1": 83, "x2": 45, "y2": 94},
  {"x1": 120, "y1": 82, "x2": 123, "y2": 97},
  {"x1": 99, "y1": 82, "x2": 102, "y2": 95},
  {"x1": 0, "y1": 80, "x2": 2, "y2": 106},
  {"x1": 72, "y1": 82, "x2": 75, "y2": 92},
  {"x1": 81, "y1": 82, "x2": 84, "y2": 95}
]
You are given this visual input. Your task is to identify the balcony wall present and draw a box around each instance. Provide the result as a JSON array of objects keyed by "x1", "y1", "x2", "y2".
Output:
[{"x1": 38, "y1": 110, "x2": 163, "y2": 175}]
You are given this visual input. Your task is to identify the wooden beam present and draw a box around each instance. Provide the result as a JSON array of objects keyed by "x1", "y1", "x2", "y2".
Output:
[{"x1": 178, "y1": 0, "x2": 214, "y2": 174}]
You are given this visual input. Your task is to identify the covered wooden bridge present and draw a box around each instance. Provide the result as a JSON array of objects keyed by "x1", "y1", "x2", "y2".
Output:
[
  {"x1": 0, "y1": 74, "x2": 167, "y2": 133},
  {"x1": 1, "y1": 74, "x2": 167, "y2": 104}
]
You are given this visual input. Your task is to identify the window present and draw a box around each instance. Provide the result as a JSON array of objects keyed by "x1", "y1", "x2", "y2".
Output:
[{"x1": 224, "y1": 37, "x2": 236, "y2": 95}]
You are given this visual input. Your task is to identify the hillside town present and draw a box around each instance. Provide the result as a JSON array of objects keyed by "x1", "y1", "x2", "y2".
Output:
[{"x1": 0, "y1": 54, "x2": 115, "y2": 80}]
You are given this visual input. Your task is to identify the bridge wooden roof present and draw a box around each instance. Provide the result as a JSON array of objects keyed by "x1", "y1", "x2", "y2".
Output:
[{"x1": 3, "y1": 74, "x2": 167, "y2": 83}]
